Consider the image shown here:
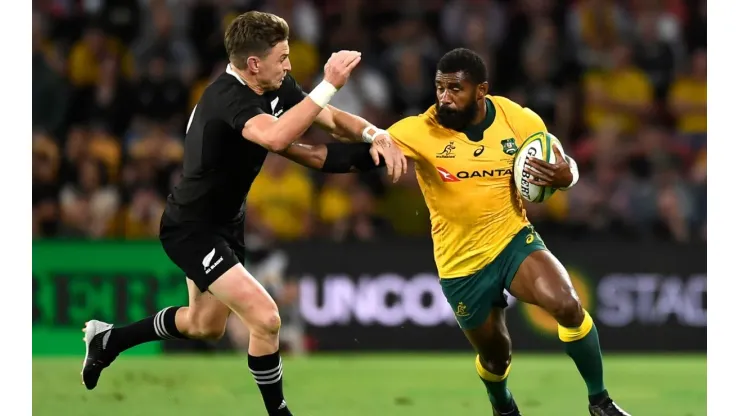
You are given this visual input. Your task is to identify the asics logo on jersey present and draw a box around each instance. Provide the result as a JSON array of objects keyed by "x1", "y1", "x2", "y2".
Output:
[
  {"x1": 473, "y1": 145, "x2": 485, "y2": 157},
  {"x1": 436, "y1": 141, "x2": 456, "y2": 159},
  {"x1": 436, "y1": 167, "x2": 460, "y2": 182}
]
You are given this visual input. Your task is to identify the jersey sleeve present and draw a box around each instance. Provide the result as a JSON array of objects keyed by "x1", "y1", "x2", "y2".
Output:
[
  {"x1": 386, "y1": 117, "x2": 422, "y2": 160},
  {"x1": 217, "y1": 91, "x2": 266, "y2": 131},
  {"x1": 496, "y1": 97, "x2": 549, "y2": 145},
  {"x1": 279, "y1": 74, "x2": 308, "y2": 110},
  {"x1": 517, "y1": 107, "x2": 548, "y2": 143}
]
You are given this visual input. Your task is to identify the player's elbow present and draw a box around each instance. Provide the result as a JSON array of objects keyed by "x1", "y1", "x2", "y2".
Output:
[
  {"x1": 261, "y1": 130, "x2": 297, "y2": 152},
  {"x1": 243, "y1": 129, "x2": 291, "y2": 153}
]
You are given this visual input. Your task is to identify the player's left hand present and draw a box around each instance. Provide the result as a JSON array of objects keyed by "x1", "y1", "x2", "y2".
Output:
[
  {"x1": 369, "y1": 134, "x2": 407, "y2": 183},
  {"x1": 524, "y1": 145, "x2": 573, "y2": 188}
]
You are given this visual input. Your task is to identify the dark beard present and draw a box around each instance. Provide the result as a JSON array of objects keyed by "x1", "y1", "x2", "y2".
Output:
[{"x1": 435, "y1": 101, "x2": 478, "y2": 131}]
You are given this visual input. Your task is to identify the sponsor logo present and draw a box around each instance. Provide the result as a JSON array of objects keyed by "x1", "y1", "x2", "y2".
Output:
[
  {"x1": 436, "y1": 167, "x2": 513, "y2": 182},
  {"x1": 299, "y1": 274, "x2": 457, "y2": 327},
  {"x1": 436, "y1": 167, "x2": 460, "y2": 182}
]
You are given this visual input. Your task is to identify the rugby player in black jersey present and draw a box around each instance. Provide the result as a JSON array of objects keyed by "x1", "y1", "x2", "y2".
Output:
[{"x1": 79, "y1": 11, "x2": 406, "y2": 416}]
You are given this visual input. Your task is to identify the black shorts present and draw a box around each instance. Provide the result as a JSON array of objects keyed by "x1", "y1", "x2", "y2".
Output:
[{"x1": 159, "y1": 211, "x2": 246, "y2": 292}]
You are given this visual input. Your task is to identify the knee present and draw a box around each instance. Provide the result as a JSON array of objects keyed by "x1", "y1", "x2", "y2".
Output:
[
  {"x1": 251, "y1": 307, "x2": 282, "y2": 338},
  {"x1": 550, "y1": 294, "x2": 584, "y2": 328},
  {"x1": 244, "y1": 293, "x2": 281, "y2": 338},
  {"x1": 478, "y1": 353, "x2": 511, "y2": 376}
]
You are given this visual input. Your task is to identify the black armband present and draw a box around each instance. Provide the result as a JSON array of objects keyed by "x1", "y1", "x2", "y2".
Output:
[{"x1": 321, "y1": 143, "x2": 385, "y2": 173}]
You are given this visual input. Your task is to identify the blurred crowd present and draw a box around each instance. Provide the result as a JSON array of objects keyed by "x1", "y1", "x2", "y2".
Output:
[{"x1": 32, "y1": 0, "x2": 707, "y2": 243}]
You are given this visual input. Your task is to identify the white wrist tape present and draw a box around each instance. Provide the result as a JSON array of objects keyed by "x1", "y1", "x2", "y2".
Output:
[
  {"x1": 308, "y1": 80, "x2": 337, "y2": 109},
  {"x1": 560, "y1": 155, "x2": 580, "y2": 190},
  {"x1": 362, "y1": 125, "x2": 388, "y2": 144}
]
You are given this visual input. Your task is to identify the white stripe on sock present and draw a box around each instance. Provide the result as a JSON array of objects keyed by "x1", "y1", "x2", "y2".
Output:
[
  {"x1": 254, "y1": 372, "x2": 283, "y2": 385},
  {"x1": 153, "y1": 308, "x2": 173, "y2": 339},
  {"x1": 250, "y1": 359, "x2": 283, "y2": 385},
  {"x1": 153, "y1": 309, "x2": 166, "y2": 339},
  {"x1": 159, "y1": 307, "x2": 175, "y2": 339},
  {"x1": 249, "y1": 358, "x2": 282, "y2": 374},
  {"x1": 153, "y1": 309, "x2": 164, "y2": 338},
  {"x1": 251, "y1": 363, "x2": 282, "y2": 380}
]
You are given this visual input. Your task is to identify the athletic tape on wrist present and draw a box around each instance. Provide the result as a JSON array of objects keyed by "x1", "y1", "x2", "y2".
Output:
[
  {"x1": 560, "y1": 156, "x2": 580, "y2": 190},
  {"x1": 308, "y1": 80, "x2": 338, "y2": 109},
  {"x1": 362, "y1": 125, "x2": 388, "y2": 144}
]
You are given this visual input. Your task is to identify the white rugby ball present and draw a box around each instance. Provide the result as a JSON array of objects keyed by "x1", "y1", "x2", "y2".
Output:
[{"x1": 513, "y1": 132, "x2": 562, "y2": 203}]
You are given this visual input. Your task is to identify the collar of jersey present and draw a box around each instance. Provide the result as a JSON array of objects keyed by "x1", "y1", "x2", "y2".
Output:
[
  {"x1": 226, "y1": 64, "x2": 247, "y2": 85},
  {"x1": 461, "y1": 97, "x2": 495, "y2": 142}
]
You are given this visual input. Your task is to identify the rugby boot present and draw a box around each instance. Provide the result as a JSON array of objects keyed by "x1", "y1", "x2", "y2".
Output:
[
  {"x1": 494, "y1": 398, "x2": 522, "y2": 416},
  {"x1": 81, "y1": 320, "x2": 117, "y2": 390},
  {"x1": 588, "y1": 396, "x2": 631, "y2": 416}
]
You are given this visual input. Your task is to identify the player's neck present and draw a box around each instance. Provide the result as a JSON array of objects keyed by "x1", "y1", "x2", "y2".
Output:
[
  {"x1": 244, "y1": 75, "x2": 266, "y2": 95},
  {"x1": 471, "y1": 98, "x2": 488, "y2": 126},
  {"x1": 228, "y1": 64, "x2": 267, "y2": 95}
]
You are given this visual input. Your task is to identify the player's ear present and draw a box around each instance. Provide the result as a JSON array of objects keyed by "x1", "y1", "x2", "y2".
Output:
[
  {"x1": 247, "y1": 56, "x2": 260, "y2": 73},
  {"x1": 477, "y1": 82, "x2": 489, "y2": 99}
]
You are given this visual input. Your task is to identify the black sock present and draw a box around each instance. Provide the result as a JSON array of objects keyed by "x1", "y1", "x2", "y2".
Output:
[
  {"x1": 105, "y1": 306, "x2": 186, "y2": 355},
  {"x1": 249, "y1": 351, "x2": 292, "y2": 416},
  {"x1": 589, "y1": 389, "x2": 610, "y2": 406}
]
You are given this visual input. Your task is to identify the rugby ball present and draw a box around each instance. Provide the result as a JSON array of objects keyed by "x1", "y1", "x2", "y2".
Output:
[{"x1": 513, "y1": 132, "x2": 562, "y2": 203}]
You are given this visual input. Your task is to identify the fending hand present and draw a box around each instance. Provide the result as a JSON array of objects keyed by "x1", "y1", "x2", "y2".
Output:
[{"x1": 369, "y1": 134, "x2": 407, "y2": 183}]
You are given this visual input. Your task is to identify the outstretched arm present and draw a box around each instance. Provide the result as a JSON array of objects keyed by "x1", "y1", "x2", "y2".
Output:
[
  {"x1": 312, "y1": 106, "x2": 406, "y2": 180},
  {"x1": 278, "y1": 142, "x2": 385, "y2": 173},
  {"x1": 314, "y1": 105, "x2": 380, "y2": 143}
]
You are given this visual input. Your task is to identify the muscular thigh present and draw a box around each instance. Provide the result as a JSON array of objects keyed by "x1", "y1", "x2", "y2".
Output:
[
  {"x1": 508, "y1": 250, "x2": 578, "y2": 307},
  {"x1": 207, "y1": 263, "x2": 279, "y2": 327}
]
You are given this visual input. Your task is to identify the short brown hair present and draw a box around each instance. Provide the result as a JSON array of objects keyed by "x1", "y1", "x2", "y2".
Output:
[{"x1": 224, "y1": 11, "x2": 290, "y2": 69}]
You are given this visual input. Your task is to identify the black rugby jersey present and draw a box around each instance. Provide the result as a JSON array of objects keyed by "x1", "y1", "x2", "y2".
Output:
[{"x1": 165, "y1": 65, "x2": 307, "y2": 224}]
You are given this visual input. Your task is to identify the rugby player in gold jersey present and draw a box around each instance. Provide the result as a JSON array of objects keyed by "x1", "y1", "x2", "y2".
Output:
[{"x1": 285, "y1": 48, "x2": 630, "y2": 416}]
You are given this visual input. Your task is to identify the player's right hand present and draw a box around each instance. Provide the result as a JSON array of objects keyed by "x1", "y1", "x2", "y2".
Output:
[
  {"x1": 323, "y1": 50, "x2": 362, "y2": 89},
  {"x1": 369, "y1": 135, "x2": 407, "y2": 183}
]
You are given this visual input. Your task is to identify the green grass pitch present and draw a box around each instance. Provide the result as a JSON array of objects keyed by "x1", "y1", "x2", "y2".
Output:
[{"x1": 33, "y1": 353, "x2": 706, "y2": 415}]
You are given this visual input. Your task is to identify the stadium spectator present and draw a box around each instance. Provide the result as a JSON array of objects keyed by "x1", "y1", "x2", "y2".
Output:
[
  {"x1": 59, "y1": 158, "x2": 120, "y2": 238},
  {"x1": 247, "y1": 155, "x2": 315, "y2": 241},
  {"x1": 668, "y1": 48, "x2": 706, "y2": 150},
  {"x1": 583, "y1": 43, "x2": 654, "y2": 135}
]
